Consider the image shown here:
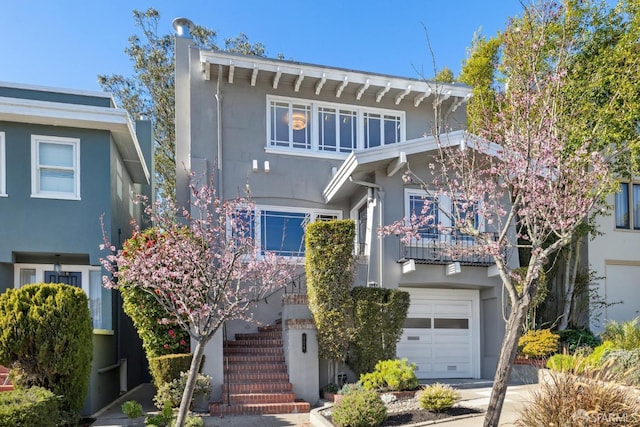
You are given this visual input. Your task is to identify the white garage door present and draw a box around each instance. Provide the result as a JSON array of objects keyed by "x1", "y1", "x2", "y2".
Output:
[{"x1": 397, "y1": 288, "x2": 480, "y2": 379}]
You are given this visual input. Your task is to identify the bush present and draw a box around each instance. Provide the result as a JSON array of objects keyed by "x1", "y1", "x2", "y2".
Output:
[
  {"x1": 122, "y1": 400, "x2": 143, "y2": 419},
  {"x1": 153, "y1": 371, "x2": 212, "y2": 409},
  {"x1": 519, "y1": 369, "x2": 640, "y2": 426},
  {"x1": 601, "y1": 317, "x2": 640, "y2": 350},
  {"x1": 0, "y1": 283, "x2": 93, "y2": 421},
  {"x1": 587, "y1": 340, "x2": 615, "y2": 367},
  {"x1": 545, "y1": 354, "x2": 587, "y2": 374},
  {"x1": 149, "y1": 353, "x2": 203, "y2": 389},
  {"x1": 416, "y1": 383, "x2": 460, "y2": 412},
  {"x1": 119, "y1": 228, "x2": 191, "y2": 358},
  {"x1": 332, "y1": 389, "x2": 387, "y2": 427},
  {"x1": 338, "y1": 382, "x2": 364, "y2": 395},
  {"x1": 557, "y1": 329, "x2": 600, "y2": 354},
  {"x1": 518, "y1": 329, "x2": 559, "y2": 358},
  {"x1": 0, "y1": 386, "x2": 63, "y2": 427},
  {"x1": 348, "y1": 287, "x2": 410, "y2": 375},
  {"x1": 359, "y1": 359, "x2": 418, "y2": 392},
  {"x1": 600, "y1": 349, "x2": 640, "y2": 386}
]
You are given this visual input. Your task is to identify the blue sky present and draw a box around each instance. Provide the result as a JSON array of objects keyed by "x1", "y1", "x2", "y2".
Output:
[{"x1": 1, "y1": 1, "x2": 523, "y2": 93}]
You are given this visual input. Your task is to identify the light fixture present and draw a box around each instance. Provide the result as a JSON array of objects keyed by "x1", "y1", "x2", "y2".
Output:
[
  {"x1": 446, "y1": 262, "x2": 461, "y2": 276},
  {"x1": 54, "y1": 255, "x2": 61, "y2": 274},
  {"x1": 252, "y1": 159, "x2": 258, "y2": 172},
  {"x1": 264, "y1": 161, "x2": 270, "y2": 173},
  {"x1": 286, "y1": 112, "x2": 307, "y2": 130},
  {"x1": 402, "y1": 259, "x2": 416, "y2": 274}
]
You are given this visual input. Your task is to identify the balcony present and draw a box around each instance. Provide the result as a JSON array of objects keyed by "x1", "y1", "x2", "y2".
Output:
[{"x1": 398, "y1": 231, "x2": 497, "y2": 266}]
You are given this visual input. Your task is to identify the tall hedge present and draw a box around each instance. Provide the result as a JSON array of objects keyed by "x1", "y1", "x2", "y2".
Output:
[
  {"x1": 349, "y1": 287, "x2": 410, "y2": 375},
  {"x1": 0, "y1": 283, "x2": 93, "y2": 421},
  {"x1": 306, "y1": 220, "x2": 356, "y2": 376}
]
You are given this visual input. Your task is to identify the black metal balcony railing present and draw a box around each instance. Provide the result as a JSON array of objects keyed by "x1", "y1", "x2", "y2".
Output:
[{"x1": 399, "y1": 232, "x2": 498, "y2": 266}]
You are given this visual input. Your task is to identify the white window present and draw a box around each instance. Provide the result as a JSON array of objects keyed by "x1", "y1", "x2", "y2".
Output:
[
  {"x1": 14, "y1": 264, "x2": 111, "y2": 331},
  {"x1": 31, "y1": 135, "x2": 80, "y2": 200},
  {"x1": 238, "y1": 205, "x2": 342, "y2": 258},
  {"x1": 267, "y1": 96, "x2": 405, "y2": 156},
  {"x1": 0, "y1": 132, "x2": 5, "y2": 196}
]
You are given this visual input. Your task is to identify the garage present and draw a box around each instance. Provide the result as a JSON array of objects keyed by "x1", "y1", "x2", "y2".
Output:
[{"x1": 396, "y1": 288, "x2": 480, "y2": 379}]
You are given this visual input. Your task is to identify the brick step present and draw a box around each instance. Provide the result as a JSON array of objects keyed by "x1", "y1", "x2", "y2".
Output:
[
  {"x1": 223, "y1": 346, "x2": 284, "y2": 354},
  {"x1": 0, "y1": 385, "x2": 14, "y2": 393},
  {"x1": 210, "y1": 401, "x2": 310, "y2": 416},
  {"x1": 222, "y1": 382, "x2": 293, "y2": 394},
  {"x1": 224, "y1": 363, "x2": 286, "y2": 373},
  {"x1": 226, "y1": 372, "x2": 289, "y2": 382},
  {"x1": 235, "y1": 332, "x2": 281, "y2": 340},
  {"x1": 222, "y1": 392, "x2": 296, "y2": 404},
  {"x1": 224, "y1": 354, "x2": 285, "y2": 364},
  {"x1": 225, "y1": 339, "x2": 283, "y2": 347}
]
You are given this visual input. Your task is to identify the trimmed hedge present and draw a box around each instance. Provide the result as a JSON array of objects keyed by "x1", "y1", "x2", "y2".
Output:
[
  {"x1": 0, "y1": 386, "x2": 63, "y2": 427},
  {"x1": 349, "y1": 287, "x2": 409, "y2": 375},
  {"x1": 148, "y1": 353, "x2": 204, "y2": 388},
  {"x1": 0, "y1": 283, "x2": 92, "y2": 421}
]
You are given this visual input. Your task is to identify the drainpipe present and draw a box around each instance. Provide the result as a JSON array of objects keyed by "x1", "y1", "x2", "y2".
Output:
[
  {"x1": 215, "y1": 65, "x2": 224, "y2": 200},
  {"x1": 348, "y1": 177, "x2": 384, "y2": 287}
]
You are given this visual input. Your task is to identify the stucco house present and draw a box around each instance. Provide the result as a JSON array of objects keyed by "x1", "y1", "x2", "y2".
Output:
[
  {"x1": 173, "y1": 19, "x2": 518, "y2": 415},
  {"x1": 0, "y1": 81, "x2": 151, "y2": 415}
]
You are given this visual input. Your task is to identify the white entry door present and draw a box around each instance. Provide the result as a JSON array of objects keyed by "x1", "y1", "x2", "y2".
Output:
[{"x1": 397, "y1": 288, "x2": 480, "y2": 379}]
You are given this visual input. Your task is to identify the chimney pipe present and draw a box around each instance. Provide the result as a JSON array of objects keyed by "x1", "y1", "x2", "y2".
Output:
[{"x1": 172, "y1": 17, "x2": 194, "y2": 38}]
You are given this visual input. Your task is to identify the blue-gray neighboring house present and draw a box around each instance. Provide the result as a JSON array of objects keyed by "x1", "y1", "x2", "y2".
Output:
[{"x1": 0, "y1": 81, "x2": 151, "y2": 415}]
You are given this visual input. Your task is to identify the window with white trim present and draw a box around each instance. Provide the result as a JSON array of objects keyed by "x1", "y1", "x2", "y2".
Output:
[
  {"x1": 31, "y1": 135, "x2": 80, "y2": 200},
  {"x1": 0, "y1": 132, "x2": 5, "y2": 196},
  {"x1": 238, "y1": 206, "x2": 342, "y2": 257},
  {"x1": 406, "y1": 190, "x2": 441, "y2": 239},
  {"x1": 267, "y1": 96, "x2": 404, "y2": 155},
  {"x1": 615, "y1": 182, "x2": 640, "y2": 230}
]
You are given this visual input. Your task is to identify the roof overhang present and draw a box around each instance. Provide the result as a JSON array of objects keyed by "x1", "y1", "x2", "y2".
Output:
[
  {"x1": 0, "y1": 96, "x2": 150, "y2": 184},
  {"x1": 322, "y1": 130, "x2": 500, "y2": 203},
  {"x1": 200, "y1": 50, "x2": 472, "y2": 107}
]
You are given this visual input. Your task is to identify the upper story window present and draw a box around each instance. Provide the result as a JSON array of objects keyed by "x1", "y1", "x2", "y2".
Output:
[
  {"x1": 0, "y1": 132, "x2": 5, "y2": 197},
  {"x1": 615, "y1": 182, "x2": 640, "y2": 230},
  {"x1": 267, "y1": 96, "x2": 405, "y2": 157},
  {"x1": 238, "y1": 205, "x2": 341, "y2": 258},
  {"x1": 31, "y1": 135, "x2": 80, "y2": 200},
  {"x1": 407, "y1": 191, "x2": 439, "y2": 239}
]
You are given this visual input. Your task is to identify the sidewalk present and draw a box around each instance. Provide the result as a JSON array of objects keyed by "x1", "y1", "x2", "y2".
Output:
[{"x1": 91, "y1": 381, "x2": 536, "y2": 427}]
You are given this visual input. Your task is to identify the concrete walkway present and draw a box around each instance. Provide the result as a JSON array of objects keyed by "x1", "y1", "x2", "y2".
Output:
[{"x1": 91, "y1": 381, "x2": 536, "y2": 427}]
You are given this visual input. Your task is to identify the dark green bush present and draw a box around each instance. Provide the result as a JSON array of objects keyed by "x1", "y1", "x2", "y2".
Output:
[
  {"x1": 557, "y1": 329, "x2": 600, "y2": 354},
  {"x1": 0, "y1": 283, "x2": 92, "y2": 421},
  {"x1": 359, "y1": 359, "x2": 418, "y2": 392},
  {"x1": 416, "y1": 383, "x2": 460, "y2": 412},
  {"x1": 148, "y1": 353, "x2": 203, "y2": 388},
  {"x1": 332, "y1": 389, "x2": 387, "y2": 427},
  {"x1": 120, "y1": 228, "x2": 191, "y2": 358},
  {"x1": 0, "y1": 386, "x2": 63, "y2": 427},
  {"x1": 349, "y1": 287, "x2": 410, "y2": 375}
]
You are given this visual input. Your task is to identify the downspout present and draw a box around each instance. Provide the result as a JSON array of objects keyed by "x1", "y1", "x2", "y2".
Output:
[
  {"x1": 348, "y1": 177, "x2": 384, "y2": 287},
  {"x1": 215, "y1": 64, "x2": 224, "y2": 200}
]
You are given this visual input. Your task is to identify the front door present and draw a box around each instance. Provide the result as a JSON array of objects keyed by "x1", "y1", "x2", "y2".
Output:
[{"x1": 44, "y1": 271, "x2": 82, "y2": 287}]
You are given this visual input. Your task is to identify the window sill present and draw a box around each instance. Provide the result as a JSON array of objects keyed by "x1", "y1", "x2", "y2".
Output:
[
  {"x1": 265, "y1": 146, "x2": 349, "y2": 160},
  {"x1": 30, "y1": 193, "x2": 81, "y2": 201},
  {"x1": 93, "y1": 329, "x2": 114, "y2": 336}
]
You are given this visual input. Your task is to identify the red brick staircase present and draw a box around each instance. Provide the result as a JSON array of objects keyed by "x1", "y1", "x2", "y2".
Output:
[
  {"x1": 210, "y1": 323, "x2": 310, "y2": 416},
  {"x1": 0, "y1": 366, "x2": 13, "y2": 392}
]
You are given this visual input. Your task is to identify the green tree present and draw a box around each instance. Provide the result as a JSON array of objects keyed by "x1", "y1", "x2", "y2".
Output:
[
  {"x1": 98, "y1": 8, "x2": 266, "y2": 201},
  {"x1": 305, "y1": 220, "x2": 356, "y2": 385},
  {"x1": 434, "y1": 67, "x2": 454, "y2": 83}
]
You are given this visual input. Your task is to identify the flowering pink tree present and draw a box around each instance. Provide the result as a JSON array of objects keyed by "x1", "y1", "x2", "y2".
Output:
[
  {"x1": 101, "y1": 182, "x2": 294, "y2": 427},
  {"x1": 383, "y1": 3, "x2": 623, "y2": 426}
]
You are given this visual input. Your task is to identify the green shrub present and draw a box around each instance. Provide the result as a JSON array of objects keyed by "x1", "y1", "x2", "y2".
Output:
[
  {"x1": 359, "y1": 359, "x2": 418, "y2": 392},
  {"x1": 600, "y1": 349, "x2": 640, "y2": 386},
  {"x1": 557, "y1": 329, "x2": 600, "y2": 354},
  {"x1": 153, "y1": 371, "x2": 212, "y2": 409},
  {"x1": 0, "y1": 386, "x2": 63, "y2": 427},
  {"x1": 338, "y1": 382, "x2": 364, "y2": 395},
  {"x1": 332, "y1": 389, "x2": 387, "y2": 427},
  {"x1": 146, "y1": 401, "x2": 173, "y2": 427},
  {"x1": 0, "y1": 283, "x2": 93, "y2": 422},
  {"x1": 122, "y1": 400, "x2": 143, "y2": 419},
  {"x1": 119, "y1": 228, "x2": 191, "y2": 359},
  {"x1": 149, "y1": 353, "x2": 203, "y2": 388},
  {"x1": 586, "y1": 340, "x2": 615, "y2": 367},
  {"x1": 349, "y1": 287, "x2": 410, "y2": 375},
  {"x1": 601, "y1": 318, "x2": 640, "y2": 350},
  {"x1": 545, "y1": 354, "x2": 587, "y2": 374},
  {"x1": 416, "y1": 383, "x2": 460, "y2": 412},
  {"x1": 518, "y1": 329, "x2": 559, "y2": 358}
]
